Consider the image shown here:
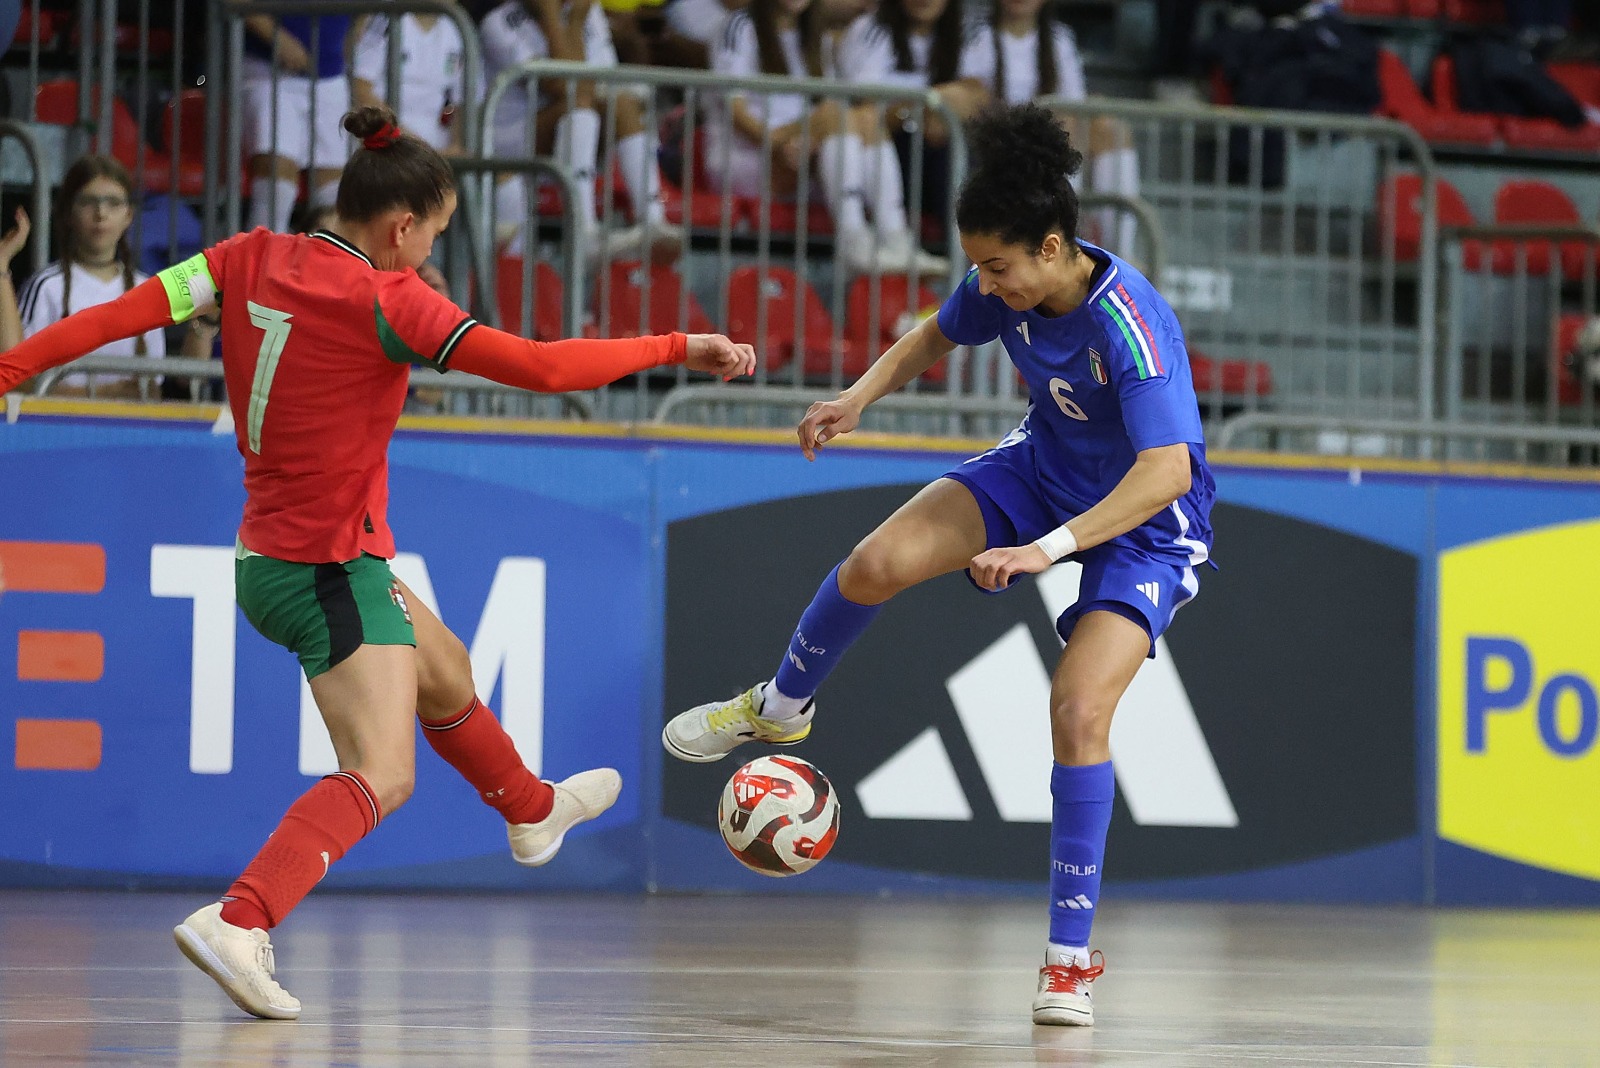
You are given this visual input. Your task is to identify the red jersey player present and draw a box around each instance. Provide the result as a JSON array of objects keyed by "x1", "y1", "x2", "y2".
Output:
[{"x1": 0, "y1": 105, "x2": 755, "y2": 1021}]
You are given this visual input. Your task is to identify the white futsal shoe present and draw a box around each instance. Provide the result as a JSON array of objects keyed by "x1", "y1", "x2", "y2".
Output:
[
  {"x1": 508, "y1": 768, "x2": 622, "y2": 867},
  {"x1": 1032, "y1": 951, "x2": 1105, "y2": 1026},
  {"x1": 661, "y1": 683, "x2": 814, "y2": 763},
  {"x1": 173, "y1": 902, "x2": 301, "y2": 1020}
]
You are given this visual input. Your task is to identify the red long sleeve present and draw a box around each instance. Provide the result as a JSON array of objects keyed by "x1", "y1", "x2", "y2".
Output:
[
  {"x1": 0, "y1": 276, "x2": 174, "y2": 395},
  {"x1": 446, "y1": 325, "x2": 686, "y2": 393}
]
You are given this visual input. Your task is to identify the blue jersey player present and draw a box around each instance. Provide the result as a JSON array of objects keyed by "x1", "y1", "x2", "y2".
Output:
[{"x1": 663, "y1": 102, "x2": 1214, "y2": 1026}]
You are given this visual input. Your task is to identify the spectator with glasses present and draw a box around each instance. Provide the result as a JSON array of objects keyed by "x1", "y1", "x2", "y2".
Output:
[{"x1": 0, "y1": 157, "x2": 210, "y2": 398}]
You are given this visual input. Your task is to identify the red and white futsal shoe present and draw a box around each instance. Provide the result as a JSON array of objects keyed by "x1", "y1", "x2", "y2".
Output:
[{"x1": 1032, "y1": 950, "x2": 1105, "y2": 1026}]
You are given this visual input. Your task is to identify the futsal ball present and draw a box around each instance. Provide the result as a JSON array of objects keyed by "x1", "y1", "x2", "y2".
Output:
[{"x1": 717, "y1": 755, "x2": 840, "y2": 877}]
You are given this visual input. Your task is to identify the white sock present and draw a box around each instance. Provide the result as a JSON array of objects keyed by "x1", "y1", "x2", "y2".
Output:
[
  {"x1": 1046, "y1": 943, "x2": 1090, "y2": 968},
  {"x1": 760, "y1": 679, "x2": 811, "y2": 721},
  {"x1": 1090, "y1": 147, "x2": 1140, "y2": 256},
  {"x1": 615, "y1": 130, "x2": 666, "y2": 225},
  {"x1": 817, "y1": 133, "x2": 869, "y2": 233},
  {"x1": 555, "y1": 108, "x2": 602, "y2": 227},
  {"x1": 248, "y1": 177, "x2": 298, "y2": 233},
  {"x1": 493, "y1": 177, "x2": 530, "y2": 255},
  {"x1": 867, "y1": 141, "x2": 909, "y2": 236}
]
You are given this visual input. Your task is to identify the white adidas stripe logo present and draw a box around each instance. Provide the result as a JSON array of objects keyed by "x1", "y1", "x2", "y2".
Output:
[
  {"x1": 1054, "y1": 894, "x2": 1094, "y2": 911},
  {"x1": 1136, "y1": 581, "x2": 1160, "y2": 607}
]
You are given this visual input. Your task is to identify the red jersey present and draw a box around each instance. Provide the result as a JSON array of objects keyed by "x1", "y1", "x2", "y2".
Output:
[{"x1": 205, "y1": 228, "x2": 475, "y2": 563}]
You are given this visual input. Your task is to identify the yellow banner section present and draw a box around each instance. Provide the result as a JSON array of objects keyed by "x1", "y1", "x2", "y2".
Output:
[{"x1": 1438, "y1": 520, "x2": 1600, "y2": 881}]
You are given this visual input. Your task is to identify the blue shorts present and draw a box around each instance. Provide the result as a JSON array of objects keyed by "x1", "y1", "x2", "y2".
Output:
[{"x1": 943, "y1": 452, "x2": 1201, "y2": 657}]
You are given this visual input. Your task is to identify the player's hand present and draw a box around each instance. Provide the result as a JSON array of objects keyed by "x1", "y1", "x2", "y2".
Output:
[
  {"x1": 0, "y1": 207, "x2": 30, "y2": 271},
  {"x1": 969, "y1": 544, "x2": 1053, "y2": 592},
  {"x1": 798, "y1": 396, "x2": 862, "y2": 462},
  {"x1": 684, "y1": 333, "x2": 756, "y2": 380}
]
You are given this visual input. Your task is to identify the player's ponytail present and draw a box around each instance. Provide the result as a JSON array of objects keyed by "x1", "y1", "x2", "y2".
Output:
[
  {"x1": 955, "y1": 103, "x2": 1083, "y2": 253},
  {"x1": 335, "y1": 105, "x2": 455, "y2": 223}
]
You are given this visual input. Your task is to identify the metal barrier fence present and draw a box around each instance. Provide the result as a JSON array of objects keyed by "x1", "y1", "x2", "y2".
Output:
[
  {"x1": 0, "y1": 120, "x2": 49, "y2": 274},
  {"x1": 479, "y1": 60, "x2": 975, "y2": 426},
  {"x1": 1042, "y1": 96, "x2": 1439, "y2": 442},
  {"x1": 13, "y1": 3, "x2": 1600, "y2": 470},
  {"x1": 1438, "y1": 223, "x2": 1599, "y2": 461}
]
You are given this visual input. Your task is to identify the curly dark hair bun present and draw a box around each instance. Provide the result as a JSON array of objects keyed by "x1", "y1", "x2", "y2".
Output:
[{"x1": 956, "y1": 103, "x2": 1083, "y2": 252}]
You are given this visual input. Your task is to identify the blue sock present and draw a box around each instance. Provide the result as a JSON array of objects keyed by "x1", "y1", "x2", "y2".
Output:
[
  {"x1": 1048, "y1": 761, "x2": 1116, "y2": 948},
  {"x1": 768, "y1": 563, "x2": 881, "y2": 711}
]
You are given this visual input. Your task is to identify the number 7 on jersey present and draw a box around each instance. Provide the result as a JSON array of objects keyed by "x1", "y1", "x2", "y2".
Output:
[{"x1": 245, "y1": 301, "x2": 294, "y2": 454}]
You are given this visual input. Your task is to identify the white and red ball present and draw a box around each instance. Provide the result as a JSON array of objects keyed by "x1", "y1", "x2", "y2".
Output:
[{"x1": 717, "y1": 755, "x2": 840, "y2": 877}]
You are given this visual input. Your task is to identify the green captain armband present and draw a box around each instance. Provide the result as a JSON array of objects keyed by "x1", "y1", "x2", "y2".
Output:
[{"x1": 157, "y1": 253, "x2": 219, "y2": 324}]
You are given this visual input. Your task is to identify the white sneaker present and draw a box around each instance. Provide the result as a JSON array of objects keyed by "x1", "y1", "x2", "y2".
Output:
[
  {"x1": 837, "y1": 226, "x2": 891, "y2": 275},
  {"x1": 661, "y1": 683, "x2": 814, "y2": 763},
  {"x1": 508, "y1": 768, "x2": 622, "y2": 866},
  {"x1": 174, "y1": 903, "x2": 301, "y2": 1020},
  {"x1": 1032, "y1": 951, "x2": 1104, "y2": 1026}
]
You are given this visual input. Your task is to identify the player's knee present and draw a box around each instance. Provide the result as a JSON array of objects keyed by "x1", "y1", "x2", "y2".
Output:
[
  {"x1": 1049, "y1": 694, "x2": 1112, "y2": 756},
  {"x1": 839, "y1": 541, "x2": 909, "y2": 604},
  {"x1": 372, "y1": 768, "x2": 415, "y2": 815}
]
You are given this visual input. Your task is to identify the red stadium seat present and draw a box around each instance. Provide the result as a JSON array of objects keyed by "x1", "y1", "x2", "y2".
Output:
[
  {"x1": 1492, "y1": 179, "x2": 1583, "y2": 275},
  {"x1": 35, "y1": 80, "x2": 174, "y2": 194},
  {"x1": 1342, "y1": 0, "x2": 1406, "y2": 16},
  {"x1": 843, "y1": 275, "x2": 945, "y2": 383},
  {"x1": 752, "y1": 200, "x2": 835, "y2": 237},
  {"x1": 1548, "y1": 62, "x2": 1600, "y2": 110},
  {"x1": 595, "y1": 261, "x2": 714, "y2": 338},
  {"x1": 1404, "y1": 0, "x2": 1442, "y2": 15},
  {"x1": 11, "y1": 8, "x2": 67, "y2": 50},
  {"x1": 1441, "y1": 0, "x2": 1505, "y2": 22},
  {"x1": 1376, "y1": 173, "x2": 1485, "y2": 269},
  {"x1": 1497, "y1": 115, "x2": 1600, "y2": 154},
  {"x1": 161, "y1": 89, "x2": 212, "y2": 198},
  {"x1": 1377, "y1": 49, "x2": 1498, "y2": 145},
  {"x1": 724, "y1": 265, "x2": 855, "y2": 375},
  {"x1": 1189, "y1": 349, "x2": 1273, "y2": 398},
  {"x1": 495, "y1": 254, "x2": 565, "y2": 340}
]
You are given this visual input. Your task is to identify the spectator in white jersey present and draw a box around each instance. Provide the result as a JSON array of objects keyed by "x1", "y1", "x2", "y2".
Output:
[
  {"x1": 241, "y1": 9, "x2": 355, "y2": 233},
  {"x1": 663, "y1": 0, "x2": 749, "y2": 66},
  {"x1": 352, "y1": 10, "x2": 471, "y2": 155},
  {"x1": 836, "y1": 0, "x2": 993, "y2": 237},
  {"x1": 0, "y1": 157, "x2": 208, "y2": 397},
  {"x1": 712, "y1": 0, "x2": 948, "y2": 276},
  {"x1": 481, "y1": 0, "x2": 684, "y2": 264},
  {"x1": 990, "y1": 0, "x2": 1140, "y2": 259}
]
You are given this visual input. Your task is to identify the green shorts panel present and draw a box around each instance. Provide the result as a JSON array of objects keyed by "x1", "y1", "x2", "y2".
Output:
[{"x1": 235, "y1": 552, "x2": 416, "y2": 679}]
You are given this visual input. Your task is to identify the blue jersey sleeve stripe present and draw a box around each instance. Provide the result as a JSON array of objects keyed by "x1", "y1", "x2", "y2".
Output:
[{"x1": 1097, "y1": 295, "x2": 1155, "y2": 379}]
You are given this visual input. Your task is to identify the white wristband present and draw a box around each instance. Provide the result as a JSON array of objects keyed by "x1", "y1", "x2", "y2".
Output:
[{"x1": 1033, "y1": 525, "x2": 1078, "y2": 563}]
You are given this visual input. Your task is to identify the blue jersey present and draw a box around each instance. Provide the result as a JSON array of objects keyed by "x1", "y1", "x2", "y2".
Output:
[
  {"x1": 245, "y1": 14, "x2": 350, "y2": 78},
  {"x1": 936, "y1": 243, "x2": 1214, "y2": 564}
]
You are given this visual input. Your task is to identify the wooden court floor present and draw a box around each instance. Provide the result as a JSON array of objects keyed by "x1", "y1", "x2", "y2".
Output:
[{"x1": 1, "y1": 890, "x2": 1597, "y2": 1066}]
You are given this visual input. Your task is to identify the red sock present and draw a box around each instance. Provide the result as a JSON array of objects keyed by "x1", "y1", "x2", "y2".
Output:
[
  {"x1": 219, "y1": 771, "x2": 380, "y2": 931},
  {"x1": 420, "y1": 696, "x2": 553, "y2": 825}
]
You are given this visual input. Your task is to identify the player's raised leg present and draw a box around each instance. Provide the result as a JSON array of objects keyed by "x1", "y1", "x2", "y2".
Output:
[
  {"x1": 405, "y1": 578, "x2": 620, "y2": 866},
  {"x1": 175, "y1": 640, "x2": 417, "y2": 1020},
  {"x1": 663, "y1": 477, "x2": 988, "y2": 762},
  {"x1": 1032, "y1": 609, "x2": 1148, "y2": 1026}
]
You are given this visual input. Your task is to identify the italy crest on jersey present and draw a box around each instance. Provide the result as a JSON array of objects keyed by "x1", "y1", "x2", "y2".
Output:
[{"x1": 1088, "y1": 348, "x2": 1108, "y2": 385}]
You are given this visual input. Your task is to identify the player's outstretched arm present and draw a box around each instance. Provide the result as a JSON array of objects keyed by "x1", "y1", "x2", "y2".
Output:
[
  {"x1": 446, "y1": 326, "x2": 755, "y2": 394},
  {"x1": 798, "y1": 313, "x2": 954, "y2": 461},
  {"x1": 0, "y1": 276, "x2": 174, "y2": 397}
]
